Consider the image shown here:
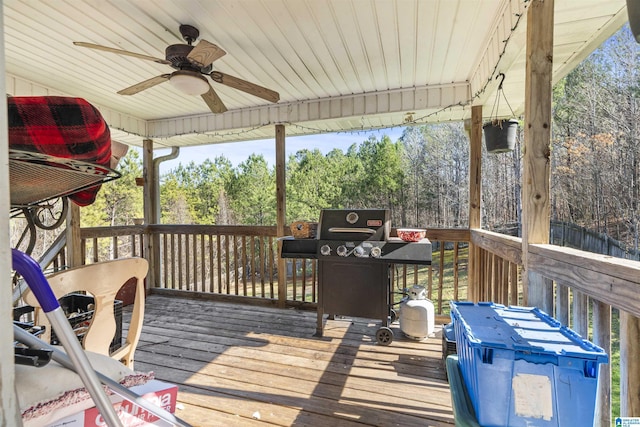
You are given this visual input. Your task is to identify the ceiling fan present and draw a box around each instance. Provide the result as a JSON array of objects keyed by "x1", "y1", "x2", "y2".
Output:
[{"x1": 74, "y1": 24, "x2": 280, "y2": 114}]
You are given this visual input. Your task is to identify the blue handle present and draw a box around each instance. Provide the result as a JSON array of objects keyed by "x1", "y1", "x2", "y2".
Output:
[{"x1": 12, "y1": 248, "x2": 60, "y2": 313}]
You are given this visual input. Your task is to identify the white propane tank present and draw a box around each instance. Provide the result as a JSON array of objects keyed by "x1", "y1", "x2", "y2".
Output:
[{"x1": 399, "y1": 285, "x2": 435, "y2": 340}]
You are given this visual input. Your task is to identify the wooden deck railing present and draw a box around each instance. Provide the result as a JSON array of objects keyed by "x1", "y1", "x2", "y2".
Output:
[
  {"x1": 77, "y1": 225, "x2": 471, "y2": 313},
  {"x1": 152, "y1": 225, "x2": 278, "y2": 299},
  {"x1": 469, "y1": 229, "x2": 523, "y2": 305},
  {"x1": 80, "y1": 225, "x2": 145, "y2": 262}
]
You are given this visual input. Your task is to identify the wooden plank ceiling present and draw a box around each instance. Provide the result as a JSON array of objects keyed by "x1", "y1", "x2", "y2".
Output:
[{"x1": 3, "y1": 0, "x2": 628, "y2": 149}]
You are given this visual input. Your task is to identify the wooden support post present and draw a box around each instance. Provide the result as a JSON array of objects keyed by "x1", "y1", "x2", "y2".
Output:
[
  {"x1": 143, "y1": 139, "x2": 156, "y2": 289},
  {"x1": 522, "y1": 0, "x2": 554, "y2": 310},
  {"x1": 621, "y1": 311, "x2": 640, "y2": 417},
  {"x1": 275, "y1": 124, "x2": 287, "y2": 308},
  {"x1": 468, "y1": 105, "x2": 482, "y2": 302},
  {"x1": 66, "y1": 202, "x2": 82, "y2": 267},
  {"x1": 0, "y1": 4, "x2": 22, "y2": 417}
]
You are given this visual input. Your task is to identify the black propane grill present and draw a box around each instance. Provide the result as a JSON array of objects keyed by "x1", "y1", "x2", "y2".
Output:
[{"x1": 280, "y1": 209, "x2": 432, "y2": 345}]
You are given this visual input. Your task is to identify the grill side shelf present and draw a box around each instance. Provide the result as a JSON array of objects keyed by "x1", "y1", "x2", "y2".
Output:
[
  {"x1": 379, "y1": 239, "x2": 432, "y2": 264},
  {"x1": 279, "y1": 236, "x2": 318, "y2": 259}
]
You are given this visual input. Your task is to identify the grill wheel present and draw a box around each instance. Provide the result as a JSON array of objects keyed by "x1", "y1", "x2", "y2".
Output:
[{"x1": 376, "y1": 327, "x2": 394, "y2": 346}]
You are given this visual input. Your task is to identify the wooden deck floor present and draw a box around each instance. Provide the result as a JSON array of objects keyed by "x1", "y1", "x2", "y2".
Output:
[{"x1": 133, "y1": 294, "x2": 455, "y2": 427}]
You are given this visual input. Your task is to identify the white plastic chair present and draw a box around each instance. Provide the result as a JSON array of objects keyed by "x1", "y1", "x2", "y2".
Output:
[{"x1": 23, "y1": 257, "x2": 148, "y2": 369}]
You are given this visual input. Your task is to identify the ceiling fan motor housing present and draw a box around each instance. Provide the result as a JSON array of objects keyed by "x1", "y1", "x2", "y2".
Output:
[{"x1": 165, "y1": 44, "x2": 211, "y2": 73}]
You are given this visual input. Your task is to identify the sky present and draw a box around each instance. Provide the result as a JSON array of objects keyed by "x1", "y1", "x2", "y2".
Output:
[{"x1": 152, "y1": 127, "x2": 406, "y2": 174}]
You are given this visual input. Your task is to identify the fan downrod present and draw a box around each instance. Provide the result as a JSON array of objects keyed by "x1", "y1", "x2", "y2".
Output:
[{"x1": 179, "y1": 24, "x2": 200, "y2": 45}]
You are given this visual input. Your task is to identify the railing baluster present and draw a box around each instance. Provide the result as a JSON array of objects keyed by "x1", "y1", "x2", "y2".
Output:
[
  {"x1": 200, "y1": 234, "x2": 205, "y2": 293},
  {"x1": 241, "y1": 235, "x2": 247, "y2": 295},
  {"x1": 161, "y1": 233, "x2": 167, "y2": 288},
  {"x1": 501, "y1": 258, "x2": 509, "y2": 304},
  {"x1": 192, "y1": 234, "x2": 198, "y2": 292},
  {"x1": 427, "y1": 263, "x2": 433, "y2": 300},
  {"x1": 60, "y1": 248, "x2": 66, "y2": 270},
  {"x1": 232, "y1": 235, "x2": 238, "y2": 295},
  {"x1": 216, "y1": 234, "x2": 222, "y2": 294},
  {"x1": 225, "y1": 235, "x2": 231, "y2": 295},
  {"x1": 292, "y1": 259, "x2": 297, "y2": 301},
  {"x1": 178, "y1": 234, "x2": 184, "y2": 291},
  {"x1": 573, "y1": 290, "x2": 589, "y2": 338},
  {"x1": 92, "y1": 237, "x2": 98, "y2": 263},
  {"x1": 312, "y1": 259, "x2": 317, "y2": 302},
  {"x1": 453, "y1": 242, "x2": 459, "y2": 301},
  {"x1": 556, "y1": 281, "x2": 569, "y2": 325},
  {"x1": 301, "y1": 258, "x2": 307, "y2": 302},
  {"x1": 401, "y1": 264, "x2": 407, "y2": 291},
  {"x1": 185, "y1": 233, "x2": 191, "y2": 291},
  {"x1": 268, "y1": 236, "x2": 275, "y2": 298},
  {"x1": 208, "y1": 234, "x2": 214, "y2": 293},
  {"x1": 484, "y1": 250, "x2": 491, "y2": 302},
  {"x1": 112, "y1": 236, "x2": 118, "y2": 259},
  {"x1": 259, "y1": 236, "x2": 266, "y2": 298},
  {"x1": 170, "y1": 234, "x2": 176, "y2": 290},
  {"x1": 437, "y1": 244, "x2": 445, "y2": 313},
  {"x1": 509, "y1": 262, "x2": 518, "y2": 306},
  {"x1": 248, "y1": 236, "x2": 254, "y2": 297}
]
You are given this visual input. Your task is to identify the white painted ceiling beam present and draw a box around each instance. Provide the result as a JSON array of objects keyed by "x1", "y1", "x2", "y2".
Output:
[{"x1": 146, "y1": 82, "x2": 471, "y2": 139}]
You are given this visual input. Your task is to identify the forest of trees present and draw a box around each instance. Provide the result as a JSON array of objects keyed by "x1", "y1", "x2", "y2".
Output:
[{"x1": 76, "y1": 25, "x2": 640, "y2": 252}]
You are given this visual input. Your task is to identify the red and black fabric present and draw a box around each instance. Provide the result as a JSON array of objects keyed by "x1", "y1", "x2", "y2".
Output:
[{"x1": 8, "y1": 96, "x2": 112, "y2": 206}]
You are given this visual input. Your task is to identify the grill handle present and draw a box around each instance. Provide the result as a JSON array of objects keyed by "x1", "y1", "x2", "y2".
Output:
[{"x1": 327, "y1": 227, "x2": 376, "y2": 234}]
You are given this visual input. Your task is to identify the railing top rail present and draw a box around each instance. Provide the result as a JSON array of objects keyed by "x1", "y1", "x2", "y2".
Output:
[
  {"x1": 424, "y1": 228, "x2": 470, "y2": 242},
  {"x1": 81, "y1": 225, "x2": 145, "y2": 239},
  {"x1": 529, "y1": 243, "x2": 640, "y2": 317},
  {"x1": 471, "y1": 229, "x2": 522, "y2": 265},
  {"x1": 80, "y1": 225, "x2": 474, "y2": 241},
  {"x1": 150, "y1": 224, "x2": 279, "y2": 236}
]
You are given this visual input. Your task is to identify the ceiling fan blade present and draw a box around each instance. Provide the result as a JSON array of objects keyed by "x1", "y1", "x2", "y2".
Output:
[
  {"x1": 201, "y1": 85, "x2": 228, "y2": 114},
  {"x1": 117, "y1": 74, "x2": 171, "y2": 95},
  {"x1": 74, "y1": 42, "x2": 171, "y2": 65},
  {"x1": 209, "y1": 71, "x2": 279, "y2": 103},
  {"x1": 187, "y1": 40, "x2": 226, "y2": 68}
]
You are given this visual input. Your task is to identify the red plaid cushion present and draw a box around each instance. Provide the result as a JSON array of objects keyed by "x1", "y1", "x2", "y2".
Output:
[{"x1": 8, "y1": 96, "x2": 112, "y2": 206}]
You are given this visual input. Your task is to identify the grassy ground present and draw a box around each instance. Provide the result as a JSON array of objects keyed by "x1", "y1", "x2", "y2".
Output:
[
  {"x1": 611, "y1": 309, "x2": 620, "y2": 420},
  {"x1": 390, "y1": 246, "x2": 469, "y2": 316}
]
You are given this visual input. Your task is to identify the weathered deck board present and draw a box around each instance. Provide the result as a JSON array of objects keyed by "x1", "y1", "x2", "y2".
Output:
[{"x1": 132, "y1": 294, "x2": 455, "y2": 426}]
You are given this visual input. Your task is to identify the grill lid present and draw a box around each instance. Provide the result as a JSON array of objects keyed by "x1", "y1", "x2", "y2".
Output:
[{"x1": 318, "y1": 209, "x2": 390, "y2": 241}]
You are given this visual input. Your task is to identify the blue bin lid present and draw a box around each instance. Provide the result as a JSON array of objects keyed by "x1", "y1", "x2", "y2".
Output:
[{"x1": 451, "y1": 302, "x2": 608, "y2": 362}]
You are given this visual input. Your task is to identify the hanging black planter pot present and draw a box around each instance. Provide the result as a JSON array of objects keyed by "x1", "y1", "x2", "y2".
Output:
[
  {"x1": 483, "y1": 119, "x2": 518, "y2": 153},
  {"x1": 627, "y1": 0, "x2": 640, "y2": 43}
]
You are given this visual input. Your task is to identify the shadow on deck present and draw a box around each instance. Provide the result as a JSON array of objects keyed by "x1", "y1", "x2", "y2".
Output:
[{"x1": 132, "y1": 294, "x2": 455, "y2": 426}]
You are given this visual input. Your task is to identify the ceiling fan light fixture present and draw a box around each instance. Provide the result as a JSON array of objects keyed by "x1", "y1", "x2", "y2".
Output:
[{"x1": 169, "y1": 70, "x2": 209, "y2": 95}]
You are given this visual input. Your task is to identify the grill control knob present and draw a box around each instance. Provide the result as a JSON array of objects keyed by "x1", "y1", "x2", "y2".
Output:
[
  {"x1": 336, "y1": 245, "x2": 348, "y2": 257},
  {"x1": 354, "y1": 246, "x2": 367, "y2": 257},
  {"x1": 370, "y1": 246, "x2": 382, "y2": 258},
  {"x1": 320, "y1": 245, "x2": 331, "y2": 256}
]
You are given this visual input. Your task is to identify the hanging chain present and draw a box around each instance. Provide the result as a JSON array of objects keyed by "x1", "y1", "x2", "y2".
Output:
[{"x1": 489, "y1": 73, "x2": 517, "y2": 123}]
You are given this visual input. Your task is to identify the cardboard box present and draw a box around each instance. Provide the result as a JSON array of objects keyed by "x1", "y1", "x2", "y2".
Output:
[{"x1": 45, "y1": 380, "x2": 178, "y2": 427}]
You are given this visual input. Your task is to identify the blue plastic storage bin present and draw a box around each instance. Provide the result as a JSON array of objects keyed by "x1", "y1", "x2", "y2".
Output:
[{"x1": 450, "y1": 301, "x2": 608, "y2": 427}]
